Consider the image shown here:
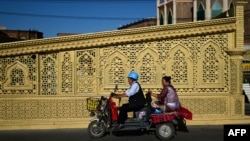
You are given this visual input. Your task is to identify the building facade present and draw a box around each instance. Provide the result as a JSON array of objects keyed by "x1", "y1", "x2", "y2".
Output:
[
  {"x1": 157, "y1": 0, "x2": 237, "y2": 25},
  {"x1": 244, "y1": 0, "x2": 250, "y2": 47},
  {"x1": 0, "y1": 31, "x2": 21, "y2": 43},
  {"x1": 119, "y1": 0, "x2": 249, "y2": 49},
  {"x1": 117, "y1": 18, "x2": 157, "y2": 30},
  {"x1": 0, "y1": 28, "x2": 43, "y2": 43}
]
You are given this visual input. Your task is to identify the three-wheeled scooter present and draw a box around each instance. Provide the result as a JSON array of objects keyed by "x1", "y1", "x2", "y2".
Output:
[{"x1": 86, "y1": 91, "x2": 192, "y2": 140}]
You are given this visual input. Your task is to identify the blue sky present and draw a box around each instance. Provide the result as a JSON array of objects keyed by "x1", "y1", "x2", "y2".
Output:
[{"x1": 0, "y1": 0, "x2": 156, "y2": 38}]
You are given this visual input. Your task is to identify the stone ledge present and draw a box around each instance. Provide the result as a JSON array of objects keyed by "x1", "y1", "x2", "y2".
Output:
[
  {"x1": 0, "y1": 118, "x2": 90, "y2": 131},
  {"x1": 186, "y1": 116, "x2": 250, "y2": 125}
]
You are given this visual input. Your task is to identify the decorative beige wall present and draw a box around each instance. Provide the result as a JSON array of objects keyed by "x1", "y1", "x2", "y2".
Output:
[{"x1": 0, "y1": 1, "x2": 249, "y2": 129}]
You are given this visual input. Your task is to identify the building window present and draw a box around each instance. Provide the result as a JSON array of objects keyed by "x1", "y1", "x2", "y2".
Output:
[
  {"x1": 211, "y1": 0, "x2": 222, "y2": 18},
  {"x1": 228, "y1": 3, "x2": 235, "y2": 17},
  {"x1": 197, "y1": 3, "x2": 205, "y2": 21},
  {"x1": 168, "y1": 10, "x2": 172, "y2": 24},
  {"x1": 160, "y1": 13, "x2": 164, "y2": 25}
]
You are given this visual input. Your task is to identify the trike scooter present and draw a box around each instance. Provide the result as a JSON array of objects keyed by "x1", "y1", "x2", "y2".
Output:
[{"x1": 86, "y1": 91, "x2": 192, "y2": 140}]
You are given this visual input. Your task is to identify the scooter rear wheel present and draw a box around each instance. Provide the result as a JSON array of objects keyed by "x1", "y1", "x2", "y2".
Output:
[
  {"x1": 88, "y1": 120, "x2": 106, "y2": 138},
  {"x1": 155, "y1": 122, "x2": 175, "y2": 140}
]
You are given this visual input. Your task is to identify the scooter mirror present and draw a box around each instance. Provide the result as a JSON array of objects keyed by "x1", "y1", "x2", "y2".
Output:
[
  {"x1": 114, "y1": 84, "x2": 118, "y2": 92},
  {"x1": 110, "y1": 92, "x2": 117, "y2": 97}
]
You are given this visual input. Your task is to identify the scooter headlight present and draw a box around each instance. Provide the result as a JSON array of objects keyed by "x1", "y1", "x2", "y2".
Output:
[
  {"x1": 89, "y1": 111, "x2": 95, "y2": 117},
  {"x1": 97, "y1": 111, "x2": 102, "y2": 118}
]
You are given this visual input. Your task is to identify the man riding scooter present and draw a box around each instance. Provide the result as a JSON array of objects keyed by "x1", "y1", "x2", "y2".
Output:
[
  {"x1": 87, "y1": 71, "x2": 192, "y2": 139},
  {"x1": 114, "y1": 71, "x2": 146, "y2": 129}
]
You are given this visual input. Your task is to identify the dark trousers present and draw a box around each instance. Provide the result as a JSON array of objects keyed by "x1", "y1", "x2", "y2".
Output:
[{"x1": 117, "y1": 103, "x2": 144, "y2": 124}]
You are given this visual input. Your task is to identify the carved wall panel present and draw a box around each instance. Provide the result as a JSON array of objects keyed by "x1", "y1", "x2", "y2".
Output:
[
  {"x1": 40, "y1": 54, "x2": 58, "y2": 95},
  {"x1": 98, "y1": 34, "x2": 229, "y2": 94},
  {"x1": 136, "y1": 47, "x2": 160, "y2": 87},
  {"x1": 76, "y1": 49, "x2": 97, "y2": 94},
  {"x1": 197, "y1": 39, "x2": 227, "y2": 90},
  {"x1": 103, "y1": 49, "x2": 129, "y2": 88},
  {"x1": 0, "y1": 55, "x2": 37, "y2": 94},
  {"x1": 0, "y1": 33, "x2": 240, "y2": 120},
  {"x1": 167, "y1": 44, "x2": 193, "y2": 89},
  {"x1": 60, "y1": 51, "x2": 74, "y2": 95},
  {"x1": 233, "y1": 96, "x2": 244, "y2": 115},
  {"x1": 180, "y1": 97, "x2": 228, "y2": 115},
  {"x1": 3, "y1": 61, "x2": 33, "y2": 90},
  {"x1": 231, "y1": 61, "x2": 238, "y2": 93},
  {"x1": 0, "y1": 34, "x2": 235, "y2": 119},
  {"x1": 0, "y1": 98, "x2": 87, "y2": 120}
]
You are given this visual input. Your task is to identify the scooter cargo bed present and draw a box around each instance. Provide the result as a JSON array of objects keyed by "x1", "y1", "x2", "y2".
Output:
[
  {"x1": 151, "y1": 113, "x2": 176, "y2": 124},
  {"x1": 151, "y1": 107, "x2": 192, "y2": 124}
]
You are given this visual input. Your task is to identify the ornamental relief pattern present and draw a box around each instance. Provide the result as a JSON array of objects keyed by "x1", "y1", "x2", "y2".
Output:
[
  {"x1": 40, "y1": 54, "x2": 58, "y2": 95},
  {"x1": 0, "y1": 56, "x2": 37, "y2": 94},
  {"x1": 0, "y1": 98, "x2": 86, "y2": 120},
  {"x1": 100, "y1": 34, "x2": 229, "y2": 93},
  {"x1": 234, "y1": 98, "x2": 243, "y2": 115},
  {"x1": 180, "y1": 97, "x2": 228, "y2": 115},
  {"x1": 60, "y1": 52, "x2": 73, "y2": 94},
  {"x1": 230, "y1": 61, "x2": 238, "y2": 93},
  {"x1": 0, "y1": 34, "x2": 229, "y2": 95},
  {"x1": 76, "y1": 50, "x2": 97, "y2": 94}
]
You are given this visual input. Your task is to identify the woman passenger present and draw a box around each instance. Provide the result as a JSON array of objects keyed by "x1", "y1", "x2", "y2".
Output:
[{"x1": 150, "y1": 76, "x2": 181, "y2": 112}]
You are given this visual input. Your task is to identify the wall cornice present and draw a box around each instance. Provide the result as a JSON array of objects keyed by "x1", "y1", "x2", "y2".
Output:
[{"x1": 0, "y1": 18, "x2": 236, "y2": 57}]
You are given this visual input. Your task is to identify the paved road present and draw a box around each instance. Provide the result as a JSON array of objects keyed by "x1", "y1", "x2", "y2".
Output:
[{"x1": 0, "y1": 125, "x2": 224, "y2": 141}]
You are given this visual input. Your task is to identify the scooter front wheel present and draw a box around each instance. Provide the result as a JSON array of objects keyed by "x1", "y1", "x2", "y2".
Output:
[
  {"x1": 88, "y1": 120, "x2": 106, "y2": 138},
  {"x1": 155, "y1": 122, "x2": 175, "y2": 140}
]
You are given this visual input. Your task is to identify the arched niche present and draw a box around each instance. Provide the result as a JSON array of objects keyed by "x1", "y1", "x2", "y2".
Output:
[
  {"x1": 60, "y1": 52, "x2": 73, "y2": 94},
  {"x1": 77, "y1": 52, "x2": 95, "y2": 76},
  {"x1": 40, "y1": 55, "x2": 58, "y2": 95},
  {"x1": 3, "y1": 61, "x2": 33, "y2": 90},
  {"x1": 197, "y1": 40, "x2": 225, "y2": 88},
  {"x1": 76, "y1": 52, "x2": 96, "y2": 94},
  {"x1": 104, "y1": 51, "x2": 129, "y2": 88},
  {"x1": 135, "y1": 47, "x2": 160, "y2": 87},
  {"x1": 166, "y1": 44, "x2": 193, "y2": 88}
]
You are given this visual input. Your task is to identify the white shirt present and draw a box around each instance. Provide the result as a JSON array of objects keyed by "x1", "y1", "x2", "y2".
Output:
[{"x1": 125, "y1": 81, "x2": 139, "y2": 97}]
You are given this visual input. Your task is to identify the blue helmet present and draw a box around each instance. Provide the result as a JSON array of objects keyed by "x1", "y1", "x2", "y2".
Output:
[{"x1": 127, "y1": 71, "x2": 139, "y2": 81}]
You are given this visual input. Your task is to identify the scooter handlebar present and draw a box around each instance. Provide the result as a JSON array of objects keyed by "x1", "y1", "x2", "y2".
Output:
[{"x1": 101, "y1": 96, "x2": 107, "y2": 100}]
